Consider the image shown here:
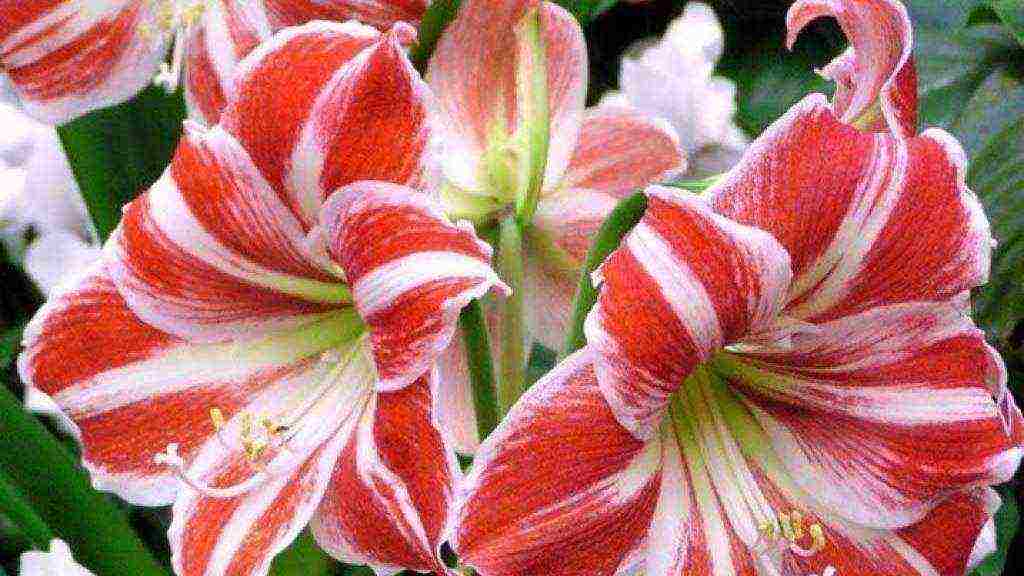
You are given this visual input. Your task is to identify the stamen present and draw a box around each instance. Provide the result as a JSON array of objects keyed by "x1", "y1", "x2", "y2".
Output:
[
  {"x1": 146, "y1": 0, "x2": 211, "y2": 93},
  {"x1": 752, "y1": 508, "x2": 830, "y2": 565}
]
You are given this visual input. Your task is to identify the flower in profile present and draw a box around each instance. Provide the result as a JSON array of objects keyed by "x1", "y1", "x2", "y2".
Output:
[
  {"x1": 19, "y1": 540, "x2": 95, "y2": 576},
  {"x1": 0, "y1": 0, "x2": 428, "y2": 125},
  {"x1": 600, "y1": 2, "x2": 748, "y2": 176},
  {"x1": 20, "y1": 22, "x2": 503, "y2": 576},
  {"x1": 452, "y1": 1, "x2": 1024, "y2": 574},
  {"x1": 426, "y1": 0, "x2": 685, "y2": 452}
]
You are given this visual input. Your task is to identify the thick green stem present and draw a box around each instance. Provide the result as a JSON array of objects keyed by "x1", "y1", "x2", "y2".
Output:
[
  {"x1": 561, "y1": 192, "x2": 648, "y2": 358},
  {"x1": 497, "y1": 216, "x2": 527, "y2": 415},
  {"x1": 0, "y1": 470, "x2": 54, "y2": 549},
  {"x1": 0, "y1": 387, "x2": 170, "y2": 576},
  {"x1": 458, "y1": 300, "x2": 500, "y2": 440}
]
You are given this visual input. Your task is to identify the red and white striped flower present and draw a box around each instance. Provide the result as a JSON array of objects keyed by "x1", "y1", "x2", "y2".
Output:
[
  {"x1": 19, "y1": 22, "x2": 504, "y2": 576},
  {"x1": 452, "y1": 1, "x2": 1024, "y2": 575},
  {"x1": 0, "y1": 0, "x2": 428, "y2": 125},
  {"x1": 426, "y1": 0, "x2": 686, "y2": 453}
]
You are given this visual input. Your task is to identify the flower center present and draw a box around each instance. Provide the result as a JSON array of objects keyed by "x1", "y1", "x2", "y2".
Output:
[{"x1": 141, "y1": 0, "x2": 211, "y2": 93}]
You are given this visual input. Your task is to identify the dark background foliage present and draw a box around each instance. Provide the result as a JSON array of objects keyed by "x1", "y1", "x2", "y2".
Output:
[{"x1": 1, "y1": 1, "x2": 1022, "y2": 574}]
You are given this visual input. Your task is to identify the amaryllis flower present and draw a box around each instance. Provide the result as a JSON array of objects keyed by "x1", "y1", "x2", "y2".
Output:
[
  {"x1": 19, "y1": 540, "x2": 95, "y2": 576},
  {"x1": 452, "y1": 1, "x2": 1024, "y2": 575},
  {"x1": 20, "y1": 22, "x2": 504, "y2": 576},
  {"x1": 426, "y1": 0, "x2": 685, "y2": 452},
  {"x1": 0, "y1": 0, "x2": 427, "y2": 125}
]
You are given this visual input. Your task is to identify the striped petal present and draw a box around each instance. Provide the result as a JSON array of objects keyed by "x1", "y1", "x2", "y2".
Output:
[
  {"x1": 585, "y1": 187, "x2": 792, "y2": 439},
  {"x1": 107, "y1": 124, "x2": 349, "y2": 343},
  {"x1": 184, "y1": 0, "x2": 273, "y2": 125},
  {"x1": 0, "y1": 0, "x2": 167, "y2": 124},
  {"x1": 18, "y1": 263, "x2": 364, "y2": 507},
  {"x1": 709, "y1": 95, "x2": 993, "y2": 323},
  {"x1": 715, "y1": 303, "x2": 1023, "y2": 529},
  {"x1": 222, "y1": 21, "x2": 427, "y2": 229},
  {"x1": 454, "y1": 348, "x2": 661, "y2": 576},
  {"x1": 558, "y1": 106, "x2": 685, "y2": 197},
  {"x1": 426, "y1": 0, "x2": 586, "y2": 192},
  {"x1": 319, "y1": 181, "x2": 506, "y2": 392},
  {"x1": 262, "y1": 0, "x2": 428, "y2": 30},
  {"x1": 169, "y1": 339, "x2": 375, "y2": 576},
  {"x1": 311, "y1": 375, "x2": 458, "y2": 575},
  {"x1": 787, "y1": 0, "x2": 917, "y2": 137}
]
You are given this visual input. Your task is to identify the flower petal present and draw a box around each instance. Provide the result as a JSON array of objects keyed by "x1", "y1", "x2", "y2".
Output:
[
  {"x1": 220, "y1": 20, "x2": 382, "y2": 227},
  {"x1": 585, "y1": 187, "x2": 792, "y2": 439},
  {"x1": 184, "y1": 0, "x2": 273, "y2": 125},
  {"x1": 426, "y1": 0, "x2": 587, "y2": 192},
  {"x1": 107, "y1": 124, "x2": 351, "y2": 343},
  {"x1": 717, "y1": 303, "x2": 1023, "y2": 529},
  {"x1": 262, "y1": 0, "x2": 427, "y2": 30},
  {"x1": 320, "y1": 181, "x2": 506, "y2": 392},
  {"x1": 169, "y1": 338, "x2": 375, "y2": 576},
  {"x1": 454, "y1": 348, "x2": 661, "y2": 576},
  {"x1": 0, "y1": 0, "x2": 167, "y2": 124},
  {"x1": 787, "y1": 0, "x2": 917, "y2": 137},
  {"x1": 709, "y1": 95, "x2": 993, "y2": 323},
  {"x1": 559, "y1": 106, "x2": 685, "y2": 197},
  {"x1": 18, "y1": 264, "x2": 362, "y2": 506},
  {"x1": 310, "y1": 375, "x2": 458, "y2": 575}
]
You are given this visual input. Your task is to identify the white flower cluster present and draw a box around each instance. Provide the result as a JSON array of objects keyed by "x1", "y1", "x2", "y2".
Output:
[
  {"x1": 0, "y1": 92, "x2": 100, "y2": 296},
  {"x1": 601, "y1": 2, "x2": 748, "y2": 176}
]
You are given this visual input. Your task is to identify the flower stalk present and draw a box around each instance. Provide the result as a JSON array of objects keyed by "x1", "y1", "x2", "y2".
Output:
[
  {"x1": 459, "y1": 300, "x2": 500, "y2": 440},
  {"x1": 497, "y1": 215, "x2": 527, "y2": 415}
]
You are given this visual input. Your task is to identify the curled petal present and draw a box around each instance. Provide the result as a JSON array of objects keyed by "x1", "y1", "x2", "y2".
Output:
[
  {"x1": 585, "y1": 188, "x2": 792, "y2": 439},
  {"x1": 560, "y1": 106, "x2": 685, "y2": 197},
  {"x1": 319, "y1": 181, "x2": 506, "y2": 392},
  {"x1": 455, "y1": 348, "x2": 661, "y2": 576},
  {"x1": 107, "y1": 125, "x2": 349, "y2": 343},
  {"x1": 786, "y1": 0, "x2": 917, "y2": 137},
  {"x1": 262, "y1": 0, "x2": 428, "y2": 30},
  {"x1": 0, "y1": 0, "x2": 168, "y2": 124},
  {"x1": 311, "y1": 376, "x2": 458, "y2": 575},
  {"x1": 426, "y1": 0, "x2": 587, "y2": 192},
  {"x1": 709, "y1": 95, "x2": 993, "y2": 323}
]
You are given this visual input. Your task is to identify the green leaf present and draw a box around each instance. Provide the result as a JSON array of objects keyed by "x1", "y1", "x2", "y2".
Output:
[
  {"x1": 969, "y1": 487, "x2": 1020, "y2": 575},
  {"x1": 0, "y1": 387, "x2": 170, "y2": 576},
  {"x1": 556, "y1": 0, "x2": 620, "y2": 24},
  {"x1": 269, "y1": 530, "x2": 337, "y2": 576},
  {"x1": 410, "y1": 0, "x2": 462, "y2": 71},
  {"x1": 0, "y1": 469, "x2": 54, "y2": 549},
  {"x1": 0, "y1": 325, "x2": 23, "y2": 371},
  {"x1": 987, "y1": 0, "x2": 1024, "y2": 45},
  {"x1": 561, "y1": 192, "x2": 647, "y2": 358},
  {"x1": 967, "y1": 115, "x2": 1024, "y2": 363},
  {"x1": 58, "y1": 86, "x2": 186, "y2": 242}
]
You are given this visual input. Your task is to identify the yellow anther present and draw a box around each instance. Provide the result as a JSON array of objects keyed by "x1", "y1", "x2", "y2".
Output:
[
  {"x1": 808, "y1": 523, "x2": 827, "y2": 553},
  {"x1": 209, "y1": 407, "x2": 226, "y2": 431}
]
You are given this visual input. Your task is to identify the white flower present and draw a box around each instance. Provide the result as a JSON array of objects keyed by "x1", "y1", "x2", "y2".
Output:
[
  {"x1": 601, "y1": 2, "x2": 747, "y2": 176},
  {"x1": 18, "y1": 539, "x2": 95, "y2": 576}
]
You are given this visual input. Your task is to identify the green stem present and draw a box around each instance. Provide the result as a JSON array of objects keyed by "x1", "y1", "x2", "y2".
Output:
[
  {"x1": 561, "y1": 192, "x2": 648, "y2": 358},
  {"x1": 0, "y1": 387, "x2": 170, "y2": 576},
  {"x1": 410, "y1": 0, "x2": 463, "y2": 72},
  {"x1": 497, "y1": 216, "x2": 526, "y2": 415},
  {"x1": 664, "y1": 174, "x2": 724, "y2": 192},
  {"x1": 458, "y1": 300, "x2": 500, "y2": 440},
  {"x1": 0, "y1": 469, "x2": 54, "y2": 549}
]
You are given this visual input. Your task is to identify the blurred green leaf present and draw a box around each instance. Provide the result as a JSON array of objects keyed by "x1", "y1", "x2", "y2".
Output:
[
  {"x1": 58, "y1": 87, "x2": 185, "y2": 242},
  {"x1": 269, "y1": 531, "x2": 337, "y2": 576},
  {"x1": 0, "y1": 469, "x2": 54, "y2": 549},
  {"x1": 0, "y1": 325, "x2": 22, "y2": 370},
  {"x1": 970, "y1": 487, "x2": 1019, "y2": 575},
  {"x1": 411, "y1": 0, "x2": 461, "y2": 71},
  {"x1": 557, "y1": 0, "x2": 620, "y2": 23},
  {"x1": 987, "y1": 0, "x2": 1024, "y2": 45},
  {"x1": 968, "y1": 115, "x2": 1024, "y2": 362},
  {"x1": 0, "y1": 387, "x2": 169, "y2": 576}
]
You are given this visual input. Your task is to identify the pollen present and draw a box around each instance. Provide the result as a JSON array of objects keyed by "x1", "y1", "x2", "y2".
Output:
[{"x1": 755, "y1": 508, "x2": 829, "y2": 561}]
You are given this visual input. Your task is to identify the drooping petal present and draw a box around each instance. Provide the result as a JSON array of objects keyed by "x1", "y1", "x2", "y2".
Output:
[
  {"x1": 107, "y1": 124, "x2": 350, "y2": 343},
  {"x1": 709, "y1": 94, "x2": 993, "y2": 323},
  {"x1": 319, "y1": 181, "x2": 506, "y2": 392},
  {"x1": 558, "y1": 106, "x2": 684, "y2": 197},
  {"x1": 426, "y1": 0, "x2": 587, "y2": 192},
  {"x1": 0, "y1": 0, "x2": 168, "y2": 124},
  {"x1": 585, "y1": 187, "x2": 792, "y2": 439},
  {"x1": 18, "y1": 264, "x2": 363, "y2": 507},
  {"x1": 786, "y1": 0, "x2": 917, "y2": 137},
  {"x1": 311, "y1": 375, "x2": 458, "y2": 575},
  {"x1": 715, "y1": 303, "x2": 1023, "y2": 529},
  {"x1": 262, "y1": 0, "x2": 428, "y2": 30},
  {"x1": 169, "y1": 341, "x2": 375, "y2": 576},
  {"x1": 184, "y1": 0, "x2": 273, "y2": 125},
  {"x1": 454, "y1": 348, "x2": 661, "y2": 576}
]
